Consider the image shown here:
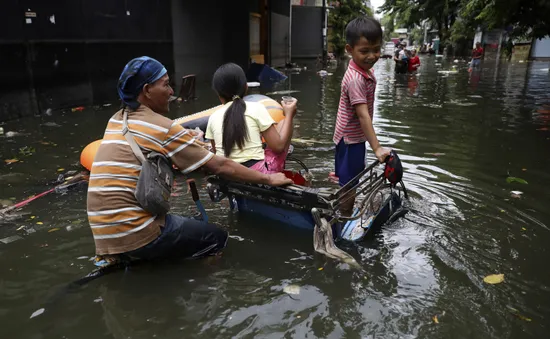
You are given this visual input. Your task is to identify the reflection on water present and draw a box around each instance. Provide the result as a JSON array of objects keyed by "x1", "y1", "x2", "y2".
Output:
[{"x1": 1, "y1": 58, "x2": 550, "y2": 338}]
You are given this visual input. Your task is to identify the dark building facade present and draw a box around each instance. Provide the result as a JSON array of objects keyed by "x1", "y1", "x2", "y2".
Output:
[
  {"x1": 291, "y1": 5, "x2": 323, "y2": 59},
  {"x1": 0, "y1": 0, "x2": 290, "y2": 122}
]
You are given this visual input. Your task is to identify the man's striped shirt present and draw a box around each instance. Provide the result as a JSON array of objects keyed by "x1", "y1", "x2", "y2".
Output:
[
  {"x1": 87, "y1": 106, "x2": 214, "y2": 255},
  {"x1": 333, "y1": 60, "x2": 377, "y2": 144}
]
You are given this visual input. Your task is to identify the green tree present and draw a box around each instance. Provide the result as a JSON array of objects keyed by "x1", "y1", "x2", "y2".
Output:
[
  {"x1": 328, "y1": 0, "x2": 373, "y2": 57},
  {"x1": 379, "y1": 0, "x2": 462, "y2": 52},
  {"x1": 409, "y1": 26, "x2": 424, "y2": 46},
  {"x1": 380, "y1": 13, "x2": 395, "y2": 42},
  {"x1": 461, "y1": 0, "x2": 550, "y2": 40},
  {"x1": 380, "y1": 0, "x2": 550, "y2": 51}
]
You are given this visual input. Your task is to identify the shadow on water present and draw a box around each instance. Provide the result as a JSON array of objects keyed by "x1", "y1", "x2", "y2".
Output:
[{"x1": 1, "y1": 57, "x2": 550, "y2": 338}]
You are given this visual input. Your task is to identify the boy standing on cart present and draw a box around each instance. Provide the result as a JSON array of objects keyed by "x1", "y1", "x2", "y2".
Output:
[{"x1": 333, "y1": 16, "x2": 391, "y2": 216}]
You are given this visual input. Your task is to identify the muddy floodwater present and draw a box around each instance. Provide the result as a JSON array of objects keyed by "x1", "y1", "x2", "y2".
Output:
[{"x1": 1, "y1": 57, "x2": 550, "y2": 338}]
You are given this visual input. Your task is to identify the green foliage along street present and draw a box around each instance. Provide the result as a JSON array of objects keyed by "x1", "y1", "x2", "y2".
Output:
[
  {"x1": 329, "y1": 0, "x2": 373, "y2": 57},
  {"x1": 378, "y1": 0, "x2": 550, "y2": 51}
]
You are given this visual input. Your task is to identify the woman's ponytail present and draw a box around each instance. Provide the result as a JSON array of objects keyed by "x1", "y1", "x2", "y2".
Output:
[
  {"x1": 222, "y1": 96, "x2": 247, "y2": 157},
  {"x1": 212, "y1": 63, "x2": 248, "y2": 157}
]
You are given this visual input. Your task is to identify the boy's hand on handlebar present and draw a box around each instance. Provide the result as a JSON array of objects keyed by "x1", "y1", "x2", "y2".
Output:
[{"x1": 374, "y1": 146, "x2": 392, "y2": 163}]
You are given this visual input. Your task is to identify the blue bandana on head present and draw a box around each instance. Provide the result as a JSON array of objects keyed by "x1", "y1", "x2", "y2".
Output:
[{"x1": 117, "y1": 56, "x2": 167, "y2": 110}]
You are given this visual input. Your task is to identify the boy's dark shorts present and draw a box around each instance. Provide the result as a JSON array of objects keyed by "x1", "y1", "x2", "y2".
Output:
[
  {"x1": 335, "y1": 139, "x2": 366, "y2": 187},
  {"x1": 127, "y1": 214, "x2": 228, "y2": 261}
]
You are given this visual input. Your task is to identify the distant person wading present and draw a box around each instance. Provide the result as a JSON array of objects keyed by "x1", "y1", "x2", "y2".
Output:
[
  {"x1": 471, "y1": 42, "x2": 484, "y2": 68},
  {"x1": 394, "y1": 41, "x2": 408, "y2": 74}
]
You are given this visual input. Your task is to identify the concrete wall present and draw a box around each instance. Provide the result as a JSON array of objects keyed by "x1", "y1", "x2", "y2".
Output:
[
  {"x1": 171, "y1": 0, "x2": 251, "y2": 93},
  {"x1": 0, "y1": 0, "x2": 173, "y2": 122},
  {"x1": 1, "y1": 0, "x2": 287, "y2": 121},
  {"x1": 291, "y1": 6, "x2": 322, "y2": 59},
  {"x1": 531, "y1": 37, "x2": 550, "y2": 59},
  {"x1": 171, "y1": 1, "x2": 223, "y2": 87},
  {"x1": 270, "y1": 0, "x2": 291, "y2": 67},
  {"x1": 271, "y1": 13, "x2": 290, "y2": 67}
]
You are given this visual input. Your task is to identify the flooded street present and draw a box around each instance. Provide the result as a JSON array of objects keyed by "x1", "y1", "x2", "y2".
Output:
[{"x1": 1, "y1": 57, "x2": 550, "y2": 338}]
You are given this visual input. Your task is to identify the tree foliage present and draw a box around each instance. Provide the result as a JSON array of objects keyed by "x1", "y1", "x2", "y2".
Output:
[
  {"x1": 409, "y1": 26, "x2": 424, "y2": 46},
  {"x1": 462, "y1": 0, "x2": 550, "y2": 40},
  {"x1": 379, "y1": 0, "x2": 550, "y2": 49},
  {"x1": 380, "y1": 13, "x2": 396, "y2": 42},
  {"x1": 379, "y1": 0, "x2": 461, "y2": 48},
  {"x1": 328, "y1": 0, "x2": 373, "y2": 57}
]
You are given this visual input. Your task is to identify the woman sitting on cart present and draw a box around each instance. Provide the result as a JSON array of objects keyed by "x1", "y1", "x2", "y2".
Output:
[{"x1": 206, "y1": 63, "x2": 297, "y2": 174}]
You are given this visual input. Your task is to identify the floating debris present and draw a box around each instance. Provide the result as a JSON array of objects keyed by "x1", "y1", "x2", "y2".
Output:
[
  {"x1": 0, "y1": 199, "x2": 13, "y2": 207},
  {"x1": 42, "y1": 122, "x2": 62, "y2": 127},
  {"x1": 103, "y1": 103, "x2": 112, "y2": 107},
  {"x1": 451, "y1": 101, "x2": 477, "y2": 107},
  {"x1": 19, "y1": 146, "x2": 36, "y2": 157},
  {"x1": 506, "y1": 177, "x2": 528, "y2": 184},
  {"x1": 291, "y1": 138, "x2": 333, "y2": 145},
  {"x1": 483, "y1": 273, "x2": 504, "y2": 284},
  {"x1": 42, "y1": 121, "x2": 61, "y2": 127},
  {"x1": 0, "y1": 127, "x2": 3, "y2": 135},
  {"x1": 510, "y1": 191, "x2": 523, "y2": 198},
  {"x1": 5, "y1": 131, "x2": 25, "y2": 137},
  {"x1": 94, "y1": 297, "x2": 103, "y2": 303},
  {"x1": 266, "y1": 90, "x2": 300, "y2": 95},
  {"x1": 48, "y1": 228, "x2": 60, "y2": 233},
  {"x1": 506, "y1": 305, "x2": 532, "y2": 322},
  {"x1": 77, "y1": 256, "x2": 89, "y2": 260},
  {"x1": 4, "y1": 159, "x2": 19, "y2": 164},
  {"x1": 228, "y1": 235, "x2": 245, "y2": 242},
  {"x1": 438, "y1": 70, "x2": 459, "y2": 75},
  {"x1": 433, "y1": 315, "x2": 439, "y2": 324},
  {"x1": 71, "y1": 106, "x2": 85, "y2": 112},
  {"x1": 283, "y1": 284, "x2": 301, "y2": 295},
  {"x1": 30, "y1": 308, "x2": 45, "y2": 319},
  {"x1": 0, "y1": 235, "x2": 23, "y2": 244}
]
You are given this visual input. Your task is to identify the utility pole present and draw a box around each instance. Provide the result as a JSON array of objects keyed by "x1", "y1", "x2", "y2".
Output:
[
  {"x1": 322, "y1": 0, "x2": 328, "y2": 65},
  {"x1": 288, "y1": 0, "x2": 293, "y2": 66}
]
